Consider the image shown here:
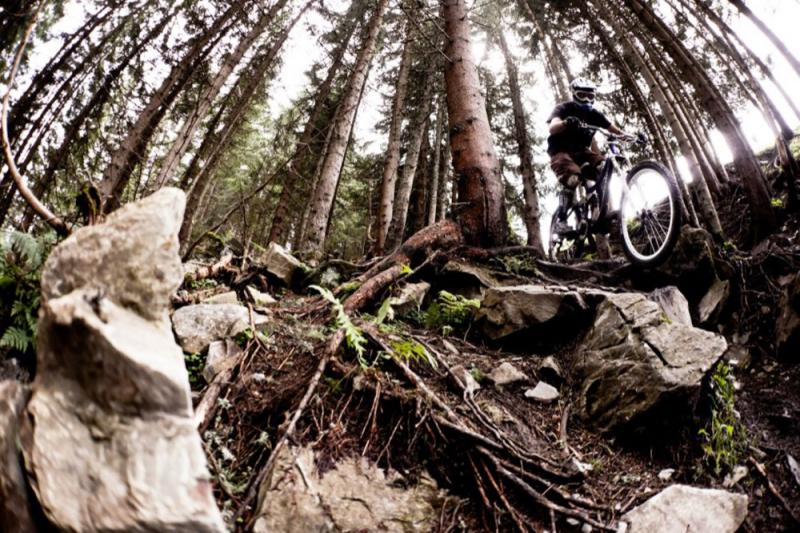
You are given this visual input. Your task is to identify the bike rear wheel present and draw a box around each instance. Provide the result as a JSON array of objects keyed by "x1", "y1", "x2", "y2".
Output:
[{"x1": 619, "y1": 161, "x2": 682, "y2": 267}]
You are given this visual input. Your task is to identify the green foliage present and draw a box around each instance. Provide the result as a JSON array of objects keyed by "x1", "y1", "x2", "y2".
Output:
[
  {"x1": 184, "y1": 351, "x2": 205, "y2": 390},
  {"x1": 424, "y1": 291, "x2": 481, "y2": 334},
  {"x1": 0, "y1": 231, "x2": 53, "y2": 358},
  {"x1": 389, "y1": 338, "x2": 437, "y2": 370},
  {"x1": 771, "y1": 197, "x2": 785, "y2": 209},
  {"x1": 374, "y1": 297, "x2": 394, "y2": 326},
  {"x1": 698, "y1": 363, "x2": 749, "y2": 477},
  {"x1": 470, "y1": 367, "x2": 485, "y2": 383},
  {"x1": 311, "y1": 285, "x2": 368, "y2": 368},
  {"x1": 722, "y1": 240, "x2": 738, "y2": 253},
  {"x1": 494, "y1": 254, "x2": 537, "y2": 276}
]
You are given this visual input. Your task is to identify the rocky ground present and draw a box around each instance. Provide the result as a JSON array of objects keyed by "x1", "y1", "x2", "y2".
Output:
[{"x1": 1, "y1": 186, "x2": 799, "y2": 532}]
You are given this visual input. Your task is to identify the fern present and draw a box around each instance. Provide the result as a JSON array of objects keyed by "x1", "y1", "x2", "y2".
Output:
[
  {"x1": 424, "y1": 291, "x2": 480, "y2": 333},
  {"x1": 310, "y1": 285, "x2": 369, "y2": 368},
  {"x1": 0, "y1": 326, "x2": 33, "y2": 353}
]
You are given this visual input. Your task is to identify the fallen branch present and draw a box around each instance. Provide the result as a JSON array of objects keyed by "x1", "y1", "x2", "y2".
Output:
[{"x1": 749, "y1": 456, "x2": 800, "y2": 525}]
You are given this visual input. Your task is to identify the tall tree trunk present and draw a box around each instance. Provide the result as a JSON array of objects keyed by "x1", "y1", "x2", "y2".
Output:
[
  {"x1": 301, "y1": 0, "x2": 390, "y2": 258},
  {"x1": 374, "y1": 18, "x2": 414, "y2": 254},
  {"x1": 497, "y1": 30, "x2": 544, "y2": 254},
  {"x1": 153, "y1": 0, "x2": 287, "y2": 189},
  {"x1": 442, "y1": 0, "x2": 508, "y2": 247},
  {"x1": 386, "y1": 73, "x2": 434, "y2": 250},
  {"x1": 727, "y1": 0, "x2": 800, "y2": 79},
  {"x1": 268, "y1": 0, "x2": 364, "y2": 246},
  {"x1": 427, "y1": 97, "x2": 445, "y2": 226},
  {"x1": 517, "y1": 0, "x2": 569, "y2": 101},
  {"x1": 624, "y1": 0, "x2": 775, "y2": 239},
  {"x1": 438, "y1": 136, "x2": 452, "y2": 221},
  {"x1": 408, "y1": 120, "x2": 432, "y2": 236},
  {"x1": 179, "y1": 4, "x2": 309, "y2": 250},
  {"x1": 97, "y1": 3, "x2": 240, "y2": 213}
]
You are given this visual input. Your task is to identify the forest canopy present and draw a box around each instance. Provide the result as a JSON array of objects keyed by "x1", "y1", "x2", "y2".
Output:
[{"x1": 1, "y1": 0, "x2": 799, "y2": 259}]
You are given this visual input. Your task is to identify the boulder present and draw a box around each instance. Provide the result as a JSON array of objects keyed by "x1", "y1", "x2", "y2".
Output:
[
  {"x1": 776, "y1": 273, "x2": 800, "y2": 358},
  {"x1": 574, "y1": 292, "x2": 727, "y2": 432},
  {"x1": 488, "y1": 362, "x2": 528, "y2": 386},
  {"x1": 258, "y1": 242, "x2": 308, "y2": 286},
  {"x1": 172, "y1": 303, "x2": 269, "y2": 354},
  {"x1": 24, "y1": 189, "x2": 225, "y2": 532},
  {"x1": 40, "y1": 188, "x2": 185, "y2": 324},
  {"x1": 622, "y1": 484, "x2": 748, "y2": 533},
  {"x1": 253, "y1": 446, "x2": 445, "y2": 533},
  {"x1": 648, "y1": 286, "x2": 692, "y2": 326},
  {"x1": 0, "y1": 381, "x2": 35, "y2": 533},
  {"x1": 477, "y1": 285, "x2": 590, "y2": 341},
  {"x1": 203, "y1": 339, "x2": 243, "y2": 382},
  {"x1": 390, "y1": 281, "x2": 431, "y2": 315},
  {"x1": 438, "y1": 260, "x2": 500, "y2": 299},
  {"x1": 202, "y1": 290, "x2": 239, "y2": 305},
  {"x1": 698, "y1": 278, "x2": 730, "y2": 326}
]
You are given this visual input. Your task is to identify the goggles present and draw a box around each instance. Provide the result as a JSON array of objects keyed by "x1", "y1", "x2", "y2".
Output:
[{"x1": 575, "y1": 91, "x2": 596, "y2": 102}]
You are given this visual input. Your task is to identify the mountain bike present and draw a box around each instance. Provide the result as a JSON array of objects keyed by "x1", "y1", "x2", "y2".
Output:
[{"x1": 548, "y1": 125, "x2": 682, "y2": 267}]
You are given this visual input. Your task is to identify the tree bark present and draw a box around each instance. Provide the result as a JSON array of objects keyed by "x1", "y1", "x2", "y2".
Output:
[
  {"x1": 301, "y1": 0, "x2": 390, "y2": 258},
  {"x1": 427, "y1": 97, "x2": 445, "y2": 226},
  {"x1": 727, "y1": 0, "x2": 800, "y2": 79},
  {"x1": 442, "y1": 0, "x2": 509, "y2": 247},
  {"x1": 497, "y1": 30, "x2": 544, "y2": 254},
  {"x1": 374, "y1": 18, "x2": 414, "y2": 254}
]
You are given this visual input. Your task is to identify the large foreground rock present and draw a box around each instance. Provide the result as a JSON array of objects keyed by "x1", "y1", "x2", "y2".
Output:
[
  {"x1": 172, "y1": 303, "x2": 270, "y2": 353},
  {"x1": 575, "y1": 292, "x2": 727, "y2": 432},
  {"x1": 253, "y1": 446, "x2": 445, "y2": 532},
  {"x1": 622, "y1": 484, "x2": 748, "y2": 532},
  {"x1": 23, "y1": 189, "x2": 224, "y2": 532},
  {"x1": 0, "y1": 381, "x2": 35, "y2": 532}
]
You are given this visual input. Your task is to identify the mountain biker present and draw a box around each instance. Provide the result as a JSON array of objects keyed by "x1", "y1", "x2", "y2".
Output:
[{"x1": 548, "y1": 78, "x2": 636, "y2": 235}]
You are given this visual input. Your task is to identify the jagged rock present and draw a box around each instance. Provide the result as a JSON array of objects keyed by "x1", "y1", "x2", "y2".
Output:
[
  {"x1": 390, "y1": 281, "x2": 431, "y2": 315},
  {"x1": 24, "y1": 189, "x2": 224, "y2": 532},
  {"x1": 622, "y1": 485, "x2": 748, "y2": 533},
  {"x1": 698, "y1": 278, "x2": 730, "y2": 326},
  {"x1": 202, "y1": 290, "x2": 239, "y2": 305},
  {"x1": 537, "y1": 356, "x2": 563, "y2": 385},
  {"x1": 489, "y1": 362, "x2": 528, "y2": 386},
  {"x1": 172, "y1": 303, "x2": 269, "y2": 353},
  {"x1": 258, "y1": 242, "x2": 308, "y2": 286},
  {"x1": 253, "y1": 446, "x2": 444, "y2": 533},
  {"x1": 449, "y1": 365, "x2": 481, "y2": 398},
  {"x1": 0, "y1": 381, "x2": 35, "y2": 532},
  {"x1": 40, "y1": 188, "x2": 185, "y2": 324},
  {"x1": 246, "y1": 285, "x2": 276, "y2": 306},
  {"x1": 203, "y1": 339, "x2": 243, "y2": 382},
  {"x1": 575, "y1": 292, "x2": 727, "y2": 432},
  {"x1": 776, "y1": 273, "x2": 800, "y2": 358},
  {"x1": 648, "y1": 286, "x2": 692, "y2": 326},
  {"x1": 653, "y1": 227, "x2": 722, "y2": 302},
  {"x1": 477, "y1": 285, "x2": 590, "y2": 341},
  {"x1": 525, "y1": 382, "x2": 560, "y2": 403},
  {"x1": 438, "y1": 260, "x2": 500, "y2": 298}
]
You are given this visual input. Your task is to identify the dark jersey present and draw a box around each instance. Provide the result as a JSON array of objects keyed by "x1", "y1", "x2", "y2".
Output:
[{"x1": 546, "y1": 101, "x2": 611, "y2": 156}]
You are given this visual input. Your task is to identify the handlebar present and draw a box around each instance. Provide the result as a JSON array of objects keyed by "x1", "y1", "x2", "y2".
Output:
[{"x1": 575, "y1": 122, "x2": 648, "y2": 146}]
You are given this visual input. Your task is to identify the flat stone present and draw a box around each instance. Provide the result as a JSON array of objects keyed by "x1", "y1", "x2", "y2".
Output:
[
  {"x1": 202, "y1": 291, "x2": 239, "y2": 305},
  {"x1": 172, "y1": 303, "x2": 269, "y2": 353},
  {"x1": 253, "y1": 446, "x2": 444, "y2": 533},
  {"x1": 489, "y1": 362, "x2": 528, "y2": 387},
  {"x1": 477, "y1": 285, "x2": 589, "y2": 341},
  {"x1": 390, "y1": 281, "x2": 431, "y2": 315},
  {"x1": 525, "y1": 382, "x2": 560, "y2": 403},
  {"x1": 622, "y1": 484, "x2": 748, "y2": 533},
  {"x1": 258, "y1": 242, "x2": 308, "y2": 286}
]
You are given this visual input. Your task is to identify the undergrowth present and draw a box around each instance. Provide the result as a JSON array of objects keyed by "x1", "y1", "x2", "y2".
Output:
[
  {"x1": 698, "y1": 362, "x2": 749, "y2": 478},
  {"x1": 423, "y1": 290, "x2": 480, "y2": 335},
  {"x1": 0, "y1": 231, "x2": 54, "y2": 361}
]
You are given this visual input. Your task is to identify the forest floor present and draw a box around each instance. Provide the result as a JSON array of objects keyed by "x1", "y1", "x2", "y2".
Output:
[{"x1": 190, "y1": 193, "x2": 800, "y2": 531}]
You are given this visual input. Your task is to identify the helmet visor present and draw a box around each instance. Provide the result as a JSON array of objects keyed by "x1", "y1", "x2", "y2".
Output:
[{"x1": 575, "y1": 90, "x2": 595, "y2": 103}]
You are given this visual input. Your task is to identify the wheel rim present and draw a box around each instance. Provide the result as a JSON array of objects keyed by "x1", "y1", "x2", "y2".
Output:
[{"x1": 620, "y1": 167, "x2": 676, "y2": 262}]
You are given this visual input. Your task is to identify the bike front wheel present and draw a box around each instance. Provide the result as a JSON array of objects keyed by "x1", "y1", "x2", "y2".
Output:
[{"x1": 619, "y1": 161, "x2": 682, "y2": 267}]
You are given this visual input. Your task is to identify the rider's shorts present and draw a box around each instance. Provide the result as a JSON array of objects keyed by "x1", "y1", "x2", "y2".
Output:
[{"x1": 549, "y1": 150, "x2": 606, "y2": 188}]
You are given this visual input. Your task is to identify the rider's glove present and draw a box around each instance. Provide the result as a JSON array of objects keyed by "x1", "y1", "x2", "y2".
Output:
[{"x1": 564, "y1": 116, "x2": 581, "y2": 129}]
